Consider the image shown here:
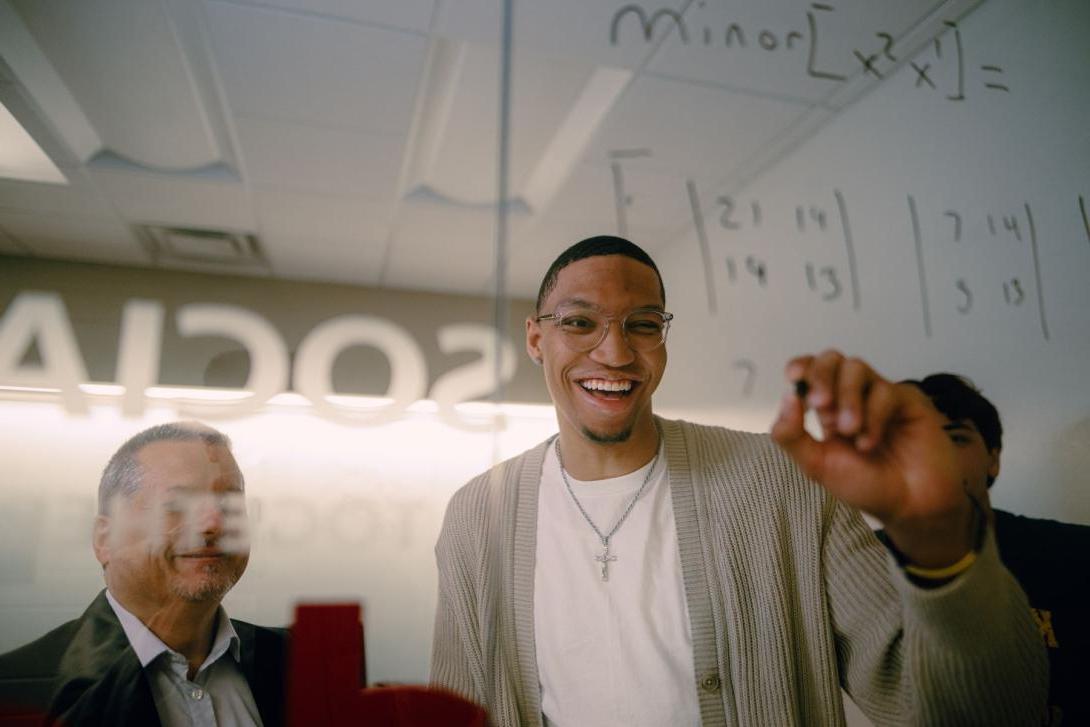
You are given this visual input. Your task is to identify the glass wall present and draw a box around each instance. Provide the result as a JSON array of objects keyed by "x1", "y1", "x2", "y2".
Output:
[{"x1": 1, "y1": 0, "x2": 1088, "y2": 712}]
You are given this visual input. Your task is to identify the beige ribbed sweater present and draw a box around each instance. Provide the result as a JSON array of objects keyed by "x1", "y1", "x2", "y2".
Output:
[{"x1": 430, "y1": 418, "x2": 1047, "y2": 726}]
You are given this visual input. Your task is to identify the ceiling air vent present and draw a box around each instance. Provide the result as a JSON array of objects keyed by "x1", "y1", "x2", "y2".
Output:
[{"x1": 135, "y1": 224, "x2": 268, "y2": 272}]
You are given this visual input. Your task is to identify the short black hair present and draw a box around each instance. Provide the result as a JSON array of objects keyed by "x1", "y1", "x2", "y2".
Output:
[
  {"x1": 535, "y1": 236, "x2": 665, "y2": 313},
  {"x1": 903, "y1": 373, "x2": 1003, "y2": 453}
]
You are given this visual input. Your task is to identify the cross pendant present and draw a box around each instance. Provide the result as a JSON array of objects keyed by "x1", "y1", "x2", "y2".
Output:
[{"x1": 594, "y1": 543, "x2": 618, "y2": 582}]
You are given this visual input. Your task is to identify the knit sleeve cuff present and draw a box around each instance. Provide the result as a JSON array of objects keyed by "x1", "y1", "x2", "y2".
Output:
[{"x1": 885, "y1": 529, "x2": 1029, "y2": 643}]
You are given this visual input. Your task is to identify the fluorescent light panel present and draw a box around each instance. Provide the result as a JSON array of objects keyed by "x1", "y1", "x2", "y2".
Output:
[
  {"x1": 0, "y1": 383, "x2": 556, "y2": 419},
  {"x1": 0, "y1": 101, "x2": 66, "y2": 184}
]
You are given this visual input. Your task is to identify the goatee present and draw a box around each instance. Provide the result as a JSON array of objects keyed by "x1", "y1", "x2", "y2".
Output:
[{"x1": 582, "y1": 425, "x2": 632, "y2": 444}]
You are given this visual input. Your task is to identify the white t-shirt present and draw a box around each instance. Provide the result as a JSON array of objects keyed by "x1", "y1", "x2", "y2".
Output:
[{"x1": 534, "y1": 440, "x2": 700, "y2": 727}]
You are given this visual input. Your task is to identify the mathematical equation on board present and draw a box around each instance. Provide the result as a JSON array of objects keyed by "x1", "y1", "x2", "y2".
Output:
[
  {"x1": 609, "y1": 3, "x2": 1009, "y2": 102},
  {"x1": 609, "y1": 152, "x2": 861, "y2": 316},
  {"x1": 906, "y1": 196, "x2": 1055, "y2": 341},
  {"x1": 687, "y1": 182, "x2": 863, "y2": 316},
  {"x1": 702, "y1": 192, "x2": 1070, "y2": 329},
  {"x1": 608, "y1": 155, "x2": 1090, "y2": 400}
]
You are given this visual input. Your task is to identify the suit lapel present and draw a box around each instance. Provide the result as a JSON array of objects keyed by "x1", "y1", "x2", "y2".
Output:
[
  {"x1": 49, "y1": 595, "x2": 287, "y2": 727},
  {"x1": 234, "y1": 620, "x2": 287, "y2": 727},
  {"x1": 50, "y1": 592, "x2": 160, "y2": 727}
]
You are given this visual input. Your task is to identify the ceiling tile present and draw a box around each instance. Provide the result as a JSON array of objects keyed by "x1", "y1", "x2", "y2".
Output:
[
  {"x1": 420, "y1": 43, "x2": 599, "y2": 206},
  {"x1": 0, "y1": 173, "x2": 114, "y2": 218},
  {"x1": 505, "y1": 217, "x2": 606, "y2": 298},
  {"x1": 206, "y1": 1, "x2": 429, "y2": 133},
  {"x1": 518, "y1": 191, "x2": 687, "y2": 256},
  {"x1": 432, "y1": 0, "x2": 655, "y2": 69},
  {"x1": 509, "y1": 162, "x2": 709, "y2": 296},
  {"x1": 12, "y1": 0, "x2": 227, "y2": 170},
  {"x1": 382, "y1": 204, "x2": 500, "y2": 293},
  {"x1": 233, "y1": 0, "x2": 436, "y2": 34},
  {"x1": 539, "y1": 158, "x2": 708, "y2": 239},
  {"x1": 582, "y1": 75, "x2": 805, "y2": 183},
  {"x1": 237, "y1": 115, "x2": 404, "y2": 204},
  {"x1": 0, "y1": 210, "x2": 147, "y2": 266},
  {"x1": 87, "y1": 168, "x2": 256, "y2": 232},
  {"x1": 526, "y1": 161, "x2": 613, "y2": 223},
  {"x1": 261, "y1": 231, "x2": 384, "y2": 286},
  {"x1": 252, "y1": 187, "x2": 393, "y2": 243}
]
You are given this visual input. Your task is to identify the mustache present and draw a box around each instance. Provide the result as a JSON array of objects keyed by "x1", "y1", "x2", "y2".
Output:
[
  {"x1": 169, "y1": 533, "x2": 249, "y2": 556},
  {"x1": 174, "y1": 546, "x2": 227, "y2": 558}
]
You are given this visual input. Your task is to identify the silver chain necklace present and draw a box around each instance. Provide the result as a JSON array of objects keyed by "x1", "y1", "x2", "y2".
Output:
[{"x1": 554, "y1": 438, "x2": 661, "y2": 582}]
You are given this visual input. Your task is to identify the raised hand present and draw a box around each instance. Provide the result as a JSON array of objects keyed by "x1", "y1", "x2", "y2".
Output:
[{"x1": 770, "y1": 350, "x2": 977, "y2": 568}]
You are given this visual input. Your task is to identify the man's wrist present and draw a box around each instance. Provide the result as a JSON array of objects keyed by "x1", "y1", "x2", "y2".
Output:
[
  {"x1": 903, "y1": 549, "x2": 977, "y2": 579},
  {"x1": 877, "y1": 493, "x2": 988, "y2": 573}
]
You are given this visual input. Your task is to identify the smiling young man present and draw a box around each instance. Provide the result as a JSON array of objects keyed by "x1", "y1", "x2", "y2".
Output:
[
  {"x1": 0, "y1": 422, "x2": 286, "y2": 727},
  {"x1": 907, "y1": 373, "x2": 1090, "y2": 726},
  {"x1": 430, "y1": 236, "x2": 1047, "y2": 726}
]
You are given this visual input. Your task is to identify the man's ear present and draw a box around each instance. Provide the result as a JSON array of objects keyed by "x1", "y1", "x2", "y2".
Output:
[
  {"x1": 987, "y1": 448, "x2": 1001, "y2": 484},
  {"x1": 526, "y1": 316, "x2": 543, "y2": 366},
  {"x1": 93, "y1": 515, "x2": 111, "y2": 569}
]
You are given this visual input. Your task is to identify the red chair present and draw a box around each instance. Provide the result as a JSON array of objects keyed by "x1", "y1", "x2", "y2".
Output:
[{"x1": 287, "y1": 604, "x2": 486, "y2": 727}]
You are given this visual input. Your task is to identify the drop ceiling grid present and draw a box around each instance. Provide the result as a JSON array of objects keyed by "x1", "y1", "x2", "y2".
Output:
[
  {"x1": 380, "y1": 199, "x2": 508, "y2": 294},
  {"x1": 234, "y1": 113, "x2": 407, "y2": 204},
  {"x1": 493, "y1": 1, "x2": 821, "y2": 280},
  {"x1": 502, "y1": 75, "x2": 811, "y2": 266},
  {"x1": 203, "y1": 0, "x2": 437, "y2": 287},
  {"x1": 12, "y1": 0, "x2": 225, "y2": 170},
  {"x1": 251, "y1": 186, "x2": 393, "y2": 248},
  {"x1": 580, "y1": 74, "x2": 808, "y2": 182},
  {"x1": 431, "y1": 0, "x2": 656, "y2": 70},
  {"x1": 225, "y1": 0, "x2": 438, "y2": 34},
  {"x1": 0, "y1": 0, "x2": 971, "y2": 297},
  {"x1": 416, "y1": 0, "x2": 819, "y2": 296},
  {"x1": 504, "y1": 214, "x2": 630, "y2": 298},
  {"x1": 257, "y1": 228, "x2": 386, "y2": 286},
  {"x1": 416, "y1": 45, "x2": 602, "y2": 205},
  {"x1": 204, "y1": 0, "x2": 431, "y2": 134},
  {"x1": 85, "y1": 167, "x2": 257, "y2": 233},
  {"x1": 507, "y1": 161, "x2": 696, "y2": 266}
]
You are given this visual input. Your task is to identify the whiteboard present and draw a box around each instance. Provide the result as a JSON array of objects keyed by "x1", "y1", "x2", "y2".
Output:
[{"x1": 651, "y1": 0, "x2": 1090, "y2": 522}]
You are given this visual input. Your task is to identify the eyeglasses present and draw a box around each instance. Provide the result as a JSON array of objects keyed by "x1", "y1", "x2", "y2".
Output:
[{"x1": 534, "y1": 306, "x2": 674, "y2": 353}]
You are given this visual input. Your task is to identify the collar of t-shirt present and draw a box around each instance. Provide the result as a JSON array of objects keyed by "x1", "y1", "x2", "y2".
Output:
[
  {"x1": 105, "y1": 589, "x2": 241, "y2": 672},
  {"x1": 550, "y1": 436, "x2": 663, "y2": 494}
]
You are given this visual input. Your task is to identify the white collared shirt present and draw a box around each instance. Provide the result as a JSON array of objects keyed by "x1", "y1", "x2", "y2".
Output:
[{"x1": 105, "y1": 590, "x2": 264, "y2": 727}]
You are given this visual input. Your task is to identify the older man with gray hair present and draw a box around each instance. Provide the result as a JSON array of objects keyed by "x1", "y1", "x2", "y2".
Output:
[{"x1": 0, "y1": 421, "x2": 286, "y2": 727}]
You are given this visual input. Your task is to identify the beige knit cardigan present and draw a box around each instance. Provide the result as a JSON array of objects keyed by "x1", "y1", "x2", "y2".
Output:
[{"x1": 431, "y1": 417, "x2": 1047, "y2": 725}]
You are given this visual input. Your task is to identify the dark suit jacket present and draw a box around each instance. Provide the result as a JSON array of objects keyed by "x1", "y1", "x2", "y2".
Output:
[{"x1": 0, "y1": 590, "x2": 286, "y2": 727}]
